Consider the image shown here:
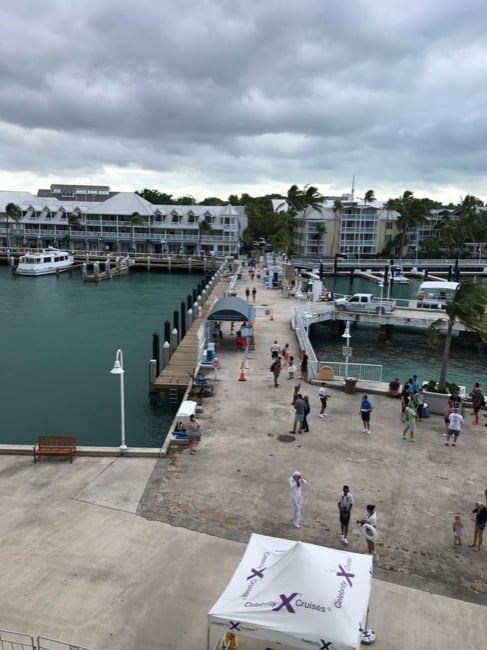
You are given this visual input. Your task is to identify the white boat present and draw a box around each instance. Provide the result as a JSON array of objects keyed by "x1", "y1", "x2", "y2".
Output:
[
  {"x1": 416, "y1": 281, "x2": 459, "y2": 309},
  {"x1": 391, "y1": 266, "x2": 411, "y2": 284},
  {"x1": 16, "y1": 248, "x2": 74, "y2": 276}
]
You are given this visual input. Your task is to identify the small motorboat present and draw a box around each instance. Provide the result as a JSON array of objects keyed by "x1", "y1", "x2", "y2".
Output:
[{"x1": 16, "y1": 248, "x2": 74, "y2": 276}]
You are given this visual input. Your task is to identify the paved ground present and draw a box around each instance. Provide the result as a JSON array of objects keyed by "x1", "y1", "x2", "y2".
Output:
[{"x1": 0, "y1": 268, "x2": 486, "y2": 650}]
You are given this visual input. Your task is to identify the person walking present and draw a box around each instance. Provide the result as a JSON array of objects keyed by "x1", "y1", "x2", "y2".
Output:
[
  {"x1": 402, "y1": 403, "x2": 417, "y2": 441},
  {"x1": 300, "y1": 351, "x2": 308, "y2": 381},
  {"x1": 291, "y1": 394, "x2": 306, "y2": 434},
  {"x1": 358, "y1": 504, "x2": 377, "y2": 556},
  {"x1": 337, "y1": 485, "x2": 354, "y2": 545},
  {"x1": 287, "y1": 355, "x2": 296, "y2": 380},
  {"x1": 289, "y1": 471, "x2": 308, "y2": 528},
  {"x1": 270, "y1": 340, "x2": 281, "y2": 360},
  {"x1": 469, "y1": 502, "x2": 487, "y2": 551},
  {"x1": 302, "y1": 395, "x2": 310, "y2": 432},
  {"x1": 251, "y1": 287, "x2": 257, "y2": 303},
  {"x1": 452, "y1": 513, "x2": 464, "y2": 546},
  {"x1": 470, "y1": 382, "x2": 484, "y2": 425},
  {"x1": 186, "y1": 414, "x2": 202, "y2": 454},
  {"x1": 415, "y1": 387, "x2": 425, "y2": 421},
  {"x1": 245, "y1": 287, "x2": 250, "y2": 302},
  {"x1": 445, "y1": 407, "x2": 463, "y2": 446},
  {"x1": 319, "y1": 382, "x2": 328, "y2": 418},
  {"x1": 359, "y1": 395, "x2": 373, "y2": 434},
  {"x1": 270, "y1": 356, "x2": 281, "y2": 387}
]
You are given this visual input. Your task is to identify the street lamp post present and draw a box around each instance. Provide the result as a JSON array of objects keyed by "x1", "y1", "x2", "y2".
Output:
[
  {"x1": 110, "y1": 349, "x2": 128, "y2": 454},
  {"x1": 342, "y1": 321, "x2": 352, "y2": 378}
]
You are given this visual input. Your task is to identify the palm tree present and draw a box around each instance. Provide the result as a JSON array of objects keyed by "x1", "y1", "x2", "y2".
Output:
[
  {"x1": 330, "y1": 199, "x2": 343, "y2": 256},
  {"x1": 197, "y1": 218, "x2": 212, "y2": 255},
  {"x1": 68, "y1": 212, "x2": 81, "y2": 249},
  {"x1": 4, "y1": 202, "x2": 21, "y2": 248},
  {"x1": 427, "y1": 280, "x2": 487, "y2": 391},
  {"x1": 363, "y1": 189, "x2": 376, "y2": 205},
  {"x1": 313, "y1": 223, "x2": 327, "y2": 255},
  {"x1": 126, "y1": 212, "x2": 145, "y2": 252},
  {"x1": 387, "y1": 191, "x2": 430, "y2": 258}
]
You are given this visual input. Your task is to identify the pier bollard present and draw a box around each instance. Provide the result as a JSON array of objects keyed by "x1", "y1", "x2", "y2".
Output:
[
  {"x1": 147, "y1": 256, "x2": 151, "y2": 271},
  {"x1": 82, "y1": 262, "x2": 87, "y2": 280},
  {"x1": 94, "y1": 262, "x2": 99, "y2": 280},
  {"x1": 149, "y1": 359, "x2": 157, "y2": 384},
  {"x1": 202, "y1": 289, "x2": 207, "y2": 305},
  {"x1": 162, "y1": 341, "x2": 170, "y2": 368},
  {"x1": 171, "y1": 328, "x2": 179, "y2": 351},
  {"x1": 152, "y1": 332, "x2": 160, "y2": 374},
  {"x1": 164, "y1": 321, "x2": 171, "y2": 347},
  {"x1": 173, "y1": 310, "x2": 180, "y2": 334},
  {"x1": 187, "y1": 308, "x2": 193, "y2": 328}
]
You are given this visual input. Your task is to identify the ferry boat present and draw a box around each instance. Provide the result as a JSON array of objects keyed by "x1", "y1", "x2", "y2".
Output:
[
  {"x1": 16, "y1": 248, "x2": 74, "y2": 276},
  {"x1": 416, "y1": 280, "x2": 459, "y2": 309}
]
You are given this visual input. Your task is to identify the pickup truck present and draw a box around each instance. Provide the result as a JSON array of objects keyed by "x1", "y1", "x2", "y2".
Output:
[{"x1": 335, "y1": 293, "x2": 396, "y2": 314}]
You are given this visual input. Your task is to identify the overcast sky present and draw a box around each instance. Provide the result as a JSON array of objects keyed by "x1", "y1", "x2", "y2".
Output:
[{"x1": 1, "y1": 0, "x2": 487, "y2": 204}]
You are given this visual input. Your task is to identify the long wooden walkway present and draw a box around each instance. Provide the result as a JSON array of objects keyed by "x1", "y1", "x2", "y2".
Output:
[{"x1": 150, "y1": 280, "x2": 226, "y2": 394}]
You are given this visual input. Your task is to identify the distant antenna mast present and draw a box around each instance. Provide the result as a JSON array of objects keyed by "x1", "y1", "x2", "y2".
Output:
[{"x1": 351, "y1": 174, "x2": 355, "y2": 201}]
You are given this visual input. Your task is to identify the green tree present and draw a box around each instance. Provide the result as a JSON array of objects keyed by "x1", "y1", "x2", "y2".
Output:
[
  {"x1": 427, "y1": 280, "x2": 487, "y2": 390},
  {"x1": 126, "y1": 212, "x2": 145, "y2": 251},
  {"x1": 68, "y1": 212, "x2": 81, "y2": 249},
  {"x1": 330, "y1": 198, "x2": 343, "y2": 256},
  {"x1": 4, "y1": 202, "x2": 21, "y2": 248},
  {"x1": 363, "y1": 189, "x2": 376, "y2": 205},
  {"x1": 197, "y1": 218, "x2": 212, "y2": 254},
  {"x1": 386, "y1": 191, "x2": 431, "y2": 258},
  {"x1": 136, "y1": 189, "x2": 175, "y2": 204},
  {"x1": 313, "y1": 223, "x2": 327, "y2": 255}
]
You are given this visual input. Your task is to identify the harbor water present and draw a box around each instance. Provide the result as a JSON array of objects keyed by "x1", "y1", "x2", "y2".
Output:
[
  {"x1": 310, "y1": 275, "x2": 487, "y2": 389},
  {"x1": 0, "y1": 266, "x2": 202, "y2": 447}
]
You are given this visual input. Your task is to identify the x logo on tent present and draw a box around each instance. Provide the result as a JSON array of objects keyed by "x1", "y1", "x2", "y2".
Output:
[
  {"x1": 319, "y1": 640, "x2": 332, "y2": 650},
  {"x1": 272, "y1": 592, "x2": 298, "y2": 613},
  {"x1": 229, "y1": 621, "x2": 241, "y2": 631},
  {"x1": 246, "y1": 567, "x2": 266, "y2": 580},
  {"x1": 336, "y1": 564, "x2": 355, "y2": 587}
]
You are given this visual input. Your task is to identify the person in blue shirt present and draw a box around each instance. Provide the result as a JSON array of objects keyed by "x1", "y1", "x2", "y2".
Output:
[
  {"x1": 410, "y1": 375, "x2": 420, "y2": 394},
  {"x1": 359, "y1": 395, "x2": 373, "y2": 434}
]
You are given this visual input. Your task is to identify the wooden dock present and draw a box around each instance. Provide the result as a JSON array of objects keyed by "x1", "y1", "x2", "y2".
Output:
[{"x1": 150, "y1": 280, "x2": 226, "y2": 394}]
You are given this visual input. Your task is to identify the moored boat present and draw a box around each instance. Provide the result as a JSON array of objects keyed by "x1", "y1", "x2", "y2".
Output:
[{"x1": 16, "y1": 248, "x2": 74, "y2": 276}]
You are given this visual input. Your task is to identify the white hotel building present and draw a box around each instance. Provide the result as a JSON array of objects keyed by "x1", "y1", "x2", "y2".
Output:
[{"x1": 0, "y1": 184, "x2": 246, "y2": 257}]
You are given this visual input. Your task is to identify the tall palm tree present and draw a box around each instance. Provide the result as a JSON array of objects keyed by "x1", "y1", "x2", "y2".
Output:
[
  {"x1": 363, "y1": 189, "x2": 376, "y2": 205},
  {"x1": 331, "y1": 198, "x2": 343, "y2": 256},
  {"x1": 197, "y1": 217, "x2": 212, "y2": 255},
  {"x1": 4, "y1": 202, "x2": 21, "y2": 248},
  {"x1": 126, "y1": 212, "x2": 145, "y2": 252},
  {"x1": 387, "y1": 191, "x2": 430, "y2": 258},
  {"x1": 313, "y1": 223, "x2": 327, "y2": 255},
  {"x1": 68, "y1": 212, "x2": 81, "y2": 249},
  {"x1": 428, "y1": 280, "x2": 487, "y2": 391}
]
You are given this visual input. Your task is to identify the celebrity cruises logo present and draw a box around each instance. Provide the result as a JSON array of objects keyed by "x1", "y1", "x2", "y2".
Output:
[{"x1": 334, "y1": 558, "x2": 355, "y2": 608}]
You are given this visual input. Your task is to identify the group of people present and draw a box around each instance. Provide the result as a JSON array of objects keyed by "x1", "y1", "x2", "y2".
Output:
[
  {"x1": 269, "y1": 340, "x2": 308, "y2": 387},
  {"x1": 289, "y1": 476, "x2": 378, "y2": 556}
]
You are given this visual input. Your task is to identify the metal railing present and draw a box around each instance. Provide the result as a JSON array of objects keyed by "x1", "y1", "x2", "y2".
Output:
[
  {"x1": 318, "y1": 361, "x2": 383, "y2": 382},
  {"x1": 0, "y1": 630, "x2": 95, "y2": 650}
]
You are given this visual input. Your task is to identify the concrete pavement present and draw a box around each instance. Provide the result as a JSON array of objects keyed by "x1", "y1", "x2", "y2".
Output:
[{"x1": 0, "y1": 267, "x2": 486, "y2": 649}]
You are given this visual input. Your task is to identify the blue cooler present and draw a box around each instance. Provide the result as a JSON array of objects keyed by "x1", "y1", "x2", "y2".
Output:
[{"x1": 207, "y1": 348, "x2": 214, "y2": 363}]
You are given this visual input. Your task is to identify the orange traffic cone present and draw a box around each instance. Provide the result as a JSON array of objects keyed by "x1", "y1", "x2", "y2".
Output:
[{"x1": 238, "y1": 362, "x2": 247, "y2": 381}]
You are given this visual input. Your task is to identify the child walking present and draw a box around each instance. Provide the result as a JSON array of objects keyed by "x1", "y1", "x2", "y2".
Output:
[{"x1": 452, "y1": 513, "x2": 463, "y2": 546}]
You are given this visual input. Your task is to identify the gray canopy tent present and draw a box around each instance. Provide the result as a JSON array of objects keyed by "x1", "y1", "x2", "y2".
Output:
[{"x1": 206, "y1": 296, "x2": 256, "y2": 322}]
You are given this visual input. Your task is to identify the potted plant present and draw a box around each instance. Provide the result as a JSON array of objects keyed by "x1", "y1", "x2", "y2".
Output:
[{"x1": 422, "y1": 380, "x2": 461, "y2": 415}]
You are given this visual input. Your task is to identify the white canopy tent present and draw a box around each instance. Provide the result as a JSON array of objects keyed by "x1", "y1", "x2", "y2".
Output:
[{"x1": 208, "y1": 534, "x2": 373, "y2": 650}]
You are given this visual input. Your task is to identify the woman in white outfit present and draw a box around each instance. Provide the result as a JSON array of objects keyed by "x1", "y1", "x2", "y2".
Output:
[
  {"x1": 289, "y1": 471, "x2": 308, "y2": 528},
  {"x1": 358, "y1": 504, "x2": 377, "y2": 555}
]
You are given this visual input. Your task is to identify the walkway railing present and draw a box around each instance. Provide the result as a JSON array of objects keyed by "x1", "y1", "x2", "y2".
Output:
[
  {"x1": 318, "y1": 361, "x2": 383, "y2": 382},
  {"x1": 0, "y1": 630, "x2": 94, "y2": 650}
]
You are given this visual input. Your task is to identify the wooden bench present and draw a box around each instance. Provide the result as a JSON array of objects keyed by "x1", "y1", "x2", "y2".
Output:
[{"x1": 33, "y1": 436, "x2": 77, "y2": 463}]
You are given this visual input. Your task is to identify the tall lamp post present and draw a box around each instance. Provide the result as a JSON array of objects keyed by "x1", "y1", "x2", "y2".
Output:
[
  {"x1": 342, "y1": 321, "x2": 352, "y2": 378},
  {"x1": 110, "y1": 349, "x2": 128, "y2": 454}
]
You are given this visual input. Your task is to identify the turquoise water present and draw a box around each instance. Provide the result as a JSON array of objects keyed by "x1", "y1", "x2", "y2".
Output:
[
  {"x1": 0, "y1": 267, "x2": 202, "y2": 446},
  {"x1": 311, "y1": 275, "x2": 486, "y2": 388}
]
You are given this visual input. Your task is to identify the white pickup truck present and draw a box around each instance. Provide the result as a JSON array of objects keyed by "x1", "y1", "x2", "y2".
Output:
[{"x1": 335, "y1": 293, "x2": 396, "y2": 314}]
